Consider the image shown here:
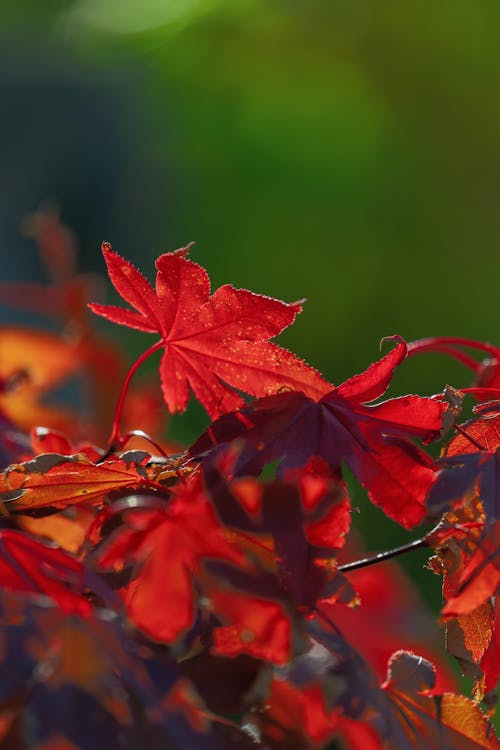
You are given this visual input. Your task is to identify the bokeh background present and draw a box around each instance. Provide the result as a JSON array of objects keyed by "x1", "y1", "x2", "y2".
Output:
[
  {"x1": 3, "y1": 1, "x2": 500, "y2": 406},
  {"x1": 1, "y1": 0, "x2": 500, "y2": 677}
]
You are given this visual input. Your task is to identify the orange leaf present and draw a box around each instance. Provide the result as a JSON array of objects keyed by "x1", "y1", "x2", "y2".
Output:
[
  {"x1": 383, "y1": 651, "x2": 499, "y2": 749},
  {"x1": 0, "y1": 452, "x2": 156, "y2": 511},
  {"x1": 0, "y1": 327, "x2": 79, "y2": 433}
]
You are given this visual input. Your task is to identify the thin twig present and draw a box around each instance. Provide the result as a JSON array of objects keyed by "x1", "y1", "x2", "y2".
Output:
[{"x1": 338, "y1": 537, "x2": 427, "y2": 573}]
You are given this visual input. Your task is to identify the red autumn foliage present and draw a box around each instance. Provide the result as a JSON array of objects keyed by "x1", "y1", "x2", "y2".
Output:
[
  {"x1": 89, "y1": 243, "x2": 330, "y2": 418},
  {"x1": 189, "y1": 339, "x2": 446, "y2": 528},
  {"x1": 0, "y1": 215, "x2": 500, "y2": 748}
]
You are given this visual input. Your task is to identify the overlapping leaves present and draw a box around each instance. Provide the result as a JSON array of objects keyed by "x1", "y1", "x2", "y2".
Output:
[
  {"x1": 190, "y1": 339, "x2": 447, "y2": 528},
  {"x1": 0, "y1": 233, "x2": 497, "y2": 749}
]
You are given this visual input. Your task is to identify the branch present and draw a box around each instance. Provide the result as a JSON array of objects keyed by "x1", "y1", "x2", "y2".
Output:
[{"x1": 338, "y1": 537, "x2": 427, "y2": 573}]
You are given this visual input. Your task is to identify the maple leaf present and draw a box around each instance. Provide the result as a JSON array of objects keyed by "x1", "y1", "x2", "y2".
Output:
[
  {"x1": 0, "y1": 530, "x2": 91, "y2": 614},
  {"x1": 90, "y1": 472, "x2": 245, "y2": 643},
  {"x1": 426, "y1": 489, "x2": 500, "y2": 697},
  {"x1": 441, "y1": 544, "x2": 496, "y2": 699},
  {"x1": 91, "y1": 465, "x2": 321, "y2": 663},
  {"x1": 89, "y1": 243, "x2": 331, "y2": 418},
  {"x1": 191, "y1": 340, "x2": 447, "y2": 528},
  {"x1": 424, "y1": 415, "x2": 500, "y2": 613},
  {"x1": 323, "y1": 558, "x2": 456, "y2": 693},
  {"x1": 257, "y1": 620, "x2": 499, "y2": 750},
  {"x1": 18, "y1": 509, "x2": 94, "y2": 555},
  {"x1": 208, "y1": 580, "x2": 294, "y2": 665},
  {"x1": 431, "y1": 410, "x2": 500, "y2": 535},
  {"x1": 0, "y1": 327, "x2": 80, "y2": 434},
  {"x1": 202, "y1": 457, "x2": 353, "y2": 610},
  {"x1": 0, "y1": 591, "x2": 242, "y2": 750},
  {"x1": 439, "y1": 521, "x2": 500, "y2": 618},
  {"x1": 480, "y1": 597, "x2": 500, "y2": 697},
  {"x1": 0, "y1": 451, "x2": 161, "y2": 512},
  {"x1": 381, "y1": 650, "x2": 499, "y2": 750},
  {"x1": 314, "y1": 623, "x2": 499, "y2": 750}
]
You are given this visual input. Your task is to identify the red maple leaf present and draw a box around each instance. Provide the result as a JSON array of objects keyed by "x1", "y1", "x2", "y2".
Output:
[
  {"x1": 202, "y1": 457, "x2": 354, "y2": 611},
  {"x1": 0, "y1": 591, "x2": 233, "y2": 750},
  {"x1": 425, "y1": 414, "x2": 500, "y2": 614},
  {"x1": 435, "y1": 537, "x2": 499, "y2": 700},
  {"x1": 381, "y1": 650, "x2": 499, "y2": 750},
  {"x1": 0, "y1": 530, "x2": 91, "y2": 614},
  {"x1": 429, "y1": 413, "x2": 500, "y2": 527},
  {"x1": 90, "y1": 472, "x2": 245, "y2": 643},
  {"x1": 260, "y1": 622, "x2": 498, "y2": 750},
  {"x1": 191, "y1": 340, "x2": 447, "y2": 528},
  {"x1": 425, "y1": 417, "x2": 500, "y2": 698},
  {"x1": 89, "y1": 243, "x2": 331, "y2": 418}
]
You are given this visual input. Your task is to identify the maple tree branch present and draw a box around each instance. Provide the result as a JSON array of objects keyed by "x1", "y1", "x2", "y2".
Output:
[
  {"x1": 338, "y1": 537, "x2": 428, "y2": 573},
  {"x1": 108, "y1": 339, "x2": 164, "y2": 449}
]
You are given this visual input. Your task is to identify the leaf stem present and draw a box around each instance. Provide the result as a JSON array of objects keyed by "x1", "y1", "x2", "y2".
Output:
[
  {"x1": 409, "y1": 336, "x2": 499, "y2": 357},
  {"x1": 419, "y1": 346, "x2": 481, "y2": 371},
  {"x1": 338, "y1": 537, "x2": 427, "y2": 573},
  {"x1": 314, "y1": 605, "x2": 343, "y2": 635},
  {"x1": 453, "y1": 423, "x2": 487, "y2": 452},
  {"x1": 108, "y1": 339, "x2": 164, "y2": 450},
  {"x1": 407, "y1": 336, "x2": 500, "y2": 370}
]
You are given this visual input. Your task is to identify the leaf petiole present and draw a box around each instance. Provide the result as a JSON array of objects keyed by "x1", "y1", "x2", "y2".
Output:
[
  {"x1": 407, "y1": 336, "x2": 499, "y2": 372},
  {"x1": 453, "y1": 423, "x2": 487, "y2": 451},
  {"x1": 108, "y1": 339, "x2": 164, "y2": 450}
]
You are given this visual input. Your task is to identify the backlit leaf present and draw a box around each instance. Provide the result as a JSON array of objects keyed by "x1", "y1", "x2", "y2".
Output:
[
  {"x1": 0, "y1": 452, "x2": 159, "y2": 512},
  {"x1": 89, "y1": 244, "x2": 331, "y2": 418},
  {"x1": 191, "y1": 341, "x2": 446, "y2": 528}
]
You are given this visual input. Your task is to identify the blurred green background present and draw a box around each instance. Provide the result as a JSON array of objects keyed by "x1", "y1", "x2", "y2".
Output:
[
  {"x1": 1, "y1": 0, "x2": 499, "y2": 676},
  {"x1": 3, "y1": 0, "x2": 500, "y2": 395}
]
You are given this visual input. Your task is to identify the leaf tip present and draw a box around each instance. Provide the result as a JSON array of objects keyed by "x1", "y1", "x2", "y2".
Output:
[
  {"x1": 175, "y1": 241, "x2": 196, "y2": 258},
  {"x1": 379, "y1": 334, "x2": 406, "y2": 352}
]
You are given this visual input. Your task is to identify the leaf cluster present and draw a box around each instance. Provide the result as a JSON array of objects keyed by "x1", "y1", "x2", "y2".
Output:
[{"x1": 0, "y1": 210, "x2": 499, "y2": 748}]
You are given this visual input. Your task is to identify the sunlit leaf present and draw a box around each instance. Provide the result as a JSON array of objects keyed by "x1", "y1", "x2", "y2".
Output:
[{"x1": 89, "y1": 243, "x2": 331, "y2": 418}]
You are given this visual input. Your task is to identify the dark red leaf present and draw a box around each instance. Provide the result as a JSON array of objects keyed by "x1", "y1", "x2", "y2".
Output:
[
  {"x1": 202, "y1": 459, "x2": 352, "y2": 609},
  {"x1": 191, "y1": 342, "x2": 446, "y2": 528},
  {"x1": 311, "y1": 622, "x2": 499, "y2": 750},
  {"x1": 0, "y1": 591, "x2": 236, "y2": 750}
]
